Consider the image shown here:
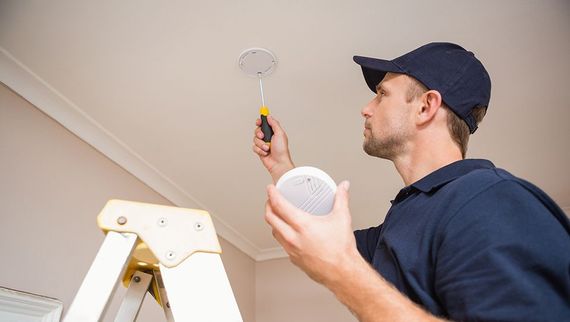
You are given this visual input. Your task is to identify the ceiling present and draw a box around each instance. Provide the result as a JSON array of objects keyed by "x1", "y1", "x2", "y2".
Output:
[{"x1": 1, "y1": 0, "x2": 569, "y2": 260}]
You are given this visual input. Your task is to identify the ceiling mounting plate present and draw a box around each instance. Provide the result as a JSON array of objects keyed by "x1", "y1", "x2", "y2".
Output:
[{"x1": 238, "y1": 48, "x2": 278, "y2": 78}]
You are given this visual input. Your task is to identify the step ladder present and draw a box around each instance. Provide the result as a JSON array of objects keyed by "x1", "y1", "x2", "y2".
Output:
[{"x1": 63, "y1": 200, "x2": 243, "y2": 322}]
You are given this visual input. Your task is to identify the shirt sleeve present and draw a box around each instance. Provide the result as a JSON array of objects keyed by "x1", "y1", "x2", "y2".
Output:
[
  {"x1": 354, "y1": 224, "x2": 382, "y2": 264},
  {"x1": 434, "y1": 180, "x2": 570, "y2": 322}
]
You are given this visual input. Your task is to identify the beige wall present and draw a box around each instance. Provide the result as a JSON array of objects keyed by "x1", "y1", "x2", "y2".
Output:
[
  {"x1": 0, "y1": 83, "x2": 255, "y2": 322},
  {"x1": 256, "y1": 258, "x2": 356, "y2": 322}
]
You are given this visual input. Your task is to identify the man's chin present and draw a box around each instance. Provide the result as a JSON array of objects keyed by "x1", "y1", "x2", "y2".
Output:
[
  {"x1": 363, "y1": 142, "x2": 378, "y2": 157},
  {"x1": 363, "y1": 142, "x2": 392, "y2": 160}
]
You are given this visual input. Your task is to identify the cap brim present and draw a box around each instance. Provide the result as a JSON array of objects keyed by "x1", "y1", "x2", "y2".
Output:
[{"x1": 353, "y1": 56, "x2": 403, "y2": 93}]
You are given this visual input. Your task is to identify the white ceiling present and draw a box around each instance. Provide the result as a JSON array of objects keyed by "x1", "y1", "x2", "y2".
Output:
[{"x1": 1, "y1": 0, "x2": 569, "y2": 260}]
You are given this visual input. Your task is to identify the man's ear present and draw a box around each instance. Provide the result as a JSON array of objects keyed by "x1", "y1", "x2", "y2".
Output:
[{"x1": 416, "y1": 90, "x2": 443, "y2": 127}]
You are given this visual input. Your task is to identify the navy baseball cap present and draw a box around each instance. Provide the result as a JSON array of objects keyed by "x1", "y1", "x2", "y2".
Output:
[{"x1": 353, "y1": 42, "x2": 491, "y2": 133}]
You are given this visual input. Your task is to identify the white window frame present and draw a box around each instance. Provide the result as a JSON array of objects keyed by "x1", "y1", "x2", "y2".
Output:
[{"x1": 0, "y1": 287, "x2": 63, "y2": 322}]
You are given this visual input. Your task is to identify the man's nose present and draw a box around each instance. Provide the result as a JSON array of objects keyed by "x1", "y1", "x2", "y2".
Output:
[{"x1": 361, "y1": 99, "x2": 374, "y2": 118}]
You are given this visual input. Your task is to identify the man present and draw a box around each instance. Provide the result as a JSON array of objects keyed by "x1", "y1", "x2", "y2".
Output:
[{"x1": 252, "y1": 42, "x2": 570, "y2": 321}]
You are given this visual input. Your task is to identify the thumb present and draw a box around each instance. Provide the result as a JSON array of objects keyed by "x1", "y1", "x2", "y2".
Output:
[
  {"x1": 332, "y1": 180, "x2": 350, "y2": 213},
  {"x1": 267, "y1": 115, "x2": 283, "y2": 135}
]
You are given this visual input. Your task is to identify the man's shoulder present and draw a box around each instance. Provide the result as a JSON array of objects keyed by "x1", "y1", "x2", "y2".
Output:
[
  {"x1": 446, "y1": 165, "x2": 529, "y2": 199},
  {"x1": 441, "y1": 165, "x2": 570, "y2": 236},
  {"x1": 449, "y1": 165, "x2": 563, "y2": 209},
  {"x1": 434, "y1": 165, "x2": 565, "y2": 229},
  {"x1": 454, "y1": 164, "x2": 510, "y2": 183},
  {"x1": 418, "y1": 159, "x2": 525, "y2": 207}
]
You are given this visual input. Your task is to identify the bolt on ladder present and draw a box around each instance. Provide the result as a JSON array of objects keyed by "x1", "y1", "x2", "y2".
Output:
[{"x1": 63, "y1": 199, "x2": 243, "y2": 322}]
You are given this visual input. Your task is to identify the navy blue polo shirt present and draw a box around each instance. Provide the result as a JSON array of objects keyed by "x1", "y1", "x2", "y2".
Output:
[{"x1": 355, "y1": 159, "x2": 570, "y2": 321}]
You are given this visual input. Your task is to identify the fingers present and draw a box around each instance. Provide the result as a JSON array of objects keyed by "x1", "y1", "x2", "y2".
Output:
[
  {"x1": 252, "y1": 138, "x2": 269, "y2": 156},
  {"x1": 252, "y1": 142, "x2": 269, "y2": 157},
  {"x1": 253, "y1": 119, "x2": 264, "y2": 139},
  {"x1": 267, "y1": 184, "x2": 306, "y2": 230},
  {"x1": 256, "y1": 129, "x2": 264, "y2": 140},
  {"x1": 332, "y1": 181, "x2": 351, "y2": 214},
  {"x1": 264, "y1": 200, "x2": 298, "y2": 249},
  {"x1": 252, "y1": 122, "x2": 270, "y2": 156}
]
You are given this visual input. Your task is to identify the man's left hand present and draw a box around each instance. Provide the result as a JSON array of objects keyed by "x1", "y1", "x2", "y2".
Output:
[{"x1": 264, "y1": 180, "x2": 360, "y2": 285}]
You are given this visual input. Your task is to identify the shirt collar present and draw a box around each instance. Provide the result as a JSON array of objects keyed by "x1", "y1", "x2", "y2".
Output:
[{"x1": 391, "y1": 159, "x2": 495, "y2": 204}]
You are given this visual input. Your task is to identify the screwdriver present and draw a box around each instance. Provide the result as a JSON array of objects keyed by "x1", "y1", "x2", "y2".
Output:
[{"x1": 258, "y1": 72, "x2": 273, "y2": 149}]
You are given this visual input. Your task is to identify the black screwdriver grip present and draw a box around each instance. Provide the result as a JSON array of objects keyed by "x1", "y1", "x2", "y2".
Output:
[{"x1": 260, "y1": 114, "x2": 274, "y2": 145}]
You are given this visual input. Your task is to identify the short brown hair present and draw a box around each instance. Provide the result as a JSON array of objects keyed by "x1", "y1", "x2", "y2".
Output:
[{"x1": 405, "y1": 76, "x2": 487, "y2": 158}]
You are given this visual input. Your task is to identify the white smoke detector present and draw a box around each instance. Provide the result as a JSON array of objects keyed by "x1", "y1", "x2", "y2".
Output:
[{"x1": 276, "y1": 166, "x2": 337, "y2": 216}]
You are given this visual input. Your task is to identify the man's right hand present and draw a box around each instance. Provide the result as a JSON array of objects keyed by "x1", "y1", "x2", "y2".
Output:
[{"x1": 252, "y1": 115, "x2": 295, "y2": 183}]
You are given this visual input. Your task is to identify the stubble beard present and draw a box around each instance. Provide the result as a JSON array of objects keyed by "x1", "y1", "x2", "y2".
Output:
[{"x1": 363, "y1": 131, "x2": 406, "y2": 161}]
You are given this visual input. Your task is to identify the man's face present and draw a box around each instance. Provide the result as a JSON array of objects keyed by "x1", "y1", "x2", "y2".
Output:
[{"x1": 361, "y1": 72, "x2": 416, "y2": 160}]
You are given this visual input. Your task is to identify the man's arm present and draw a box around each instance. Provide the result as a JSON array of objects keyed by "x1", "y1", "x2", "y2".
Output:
[
  {"x1": 326, "y1": 248, "x2": 445, "y2": 322},
  {"x1": 264, "y1": 182, "x2": 446, "y2": 322},
  {"x1": 252, "y1": 115, "x2": 295, "y2": 183}
]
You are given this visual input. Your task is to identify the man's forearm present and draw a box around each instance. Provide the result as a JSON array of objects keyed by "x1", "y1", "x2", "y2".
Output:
[{"x1": 324, "y1": 250, "x2": 446, "y2": 322}]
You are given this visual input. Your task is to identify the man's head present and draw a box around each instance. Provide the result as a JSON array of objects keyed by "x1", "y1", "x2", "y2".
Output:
[
  {"x1": 354, "y1": 42, "x2": 491, "y2": 159},
  {"x1": 405, "y1": 77, "x2": 487, "y2": 158}
]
